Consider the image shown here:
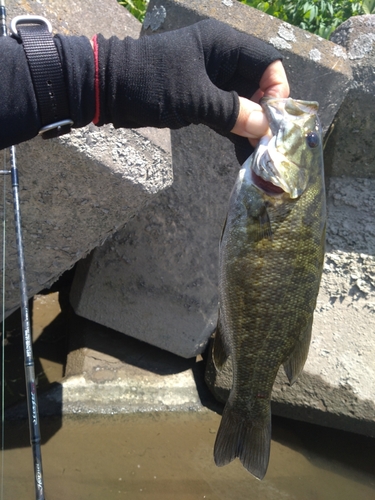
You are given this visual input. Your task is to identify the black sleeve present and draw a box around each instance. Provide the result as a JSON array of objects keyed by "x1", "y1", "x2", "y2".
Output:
[
  {"x1": 96, "y1": 19, "x2": 282, "y2": 137},
  {"x1": 0, "y1": 34, "x2": 94, "y2": 150},
  {"x1": 0, "y1": 19, "x2": 281, "y2": 159}
]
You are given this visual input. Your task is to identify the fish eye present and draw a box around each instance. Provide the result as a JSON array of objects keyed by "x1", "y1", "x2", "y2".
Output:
[{"x1": 306, "y1": 131, "x2": 319, "y2": 148}]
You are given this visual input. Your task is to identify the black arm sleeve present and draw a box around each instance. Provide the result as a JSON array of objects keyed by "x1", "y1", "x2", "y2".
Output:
[
  {"x1": 0, "y1": 34, "x2": 94, "y2": 150},
  {"x1": 0, "y1": 18, "x2": 281, "y2": 160},
  {"x1": 97, "y1": 19, "x2": 282, "y2": 136}
]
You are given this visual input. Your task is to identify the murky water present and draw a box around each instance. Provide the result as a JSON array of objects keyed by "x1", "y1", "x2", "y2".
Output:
[
  {"x1": 1, "y1": 293, "x2": 375, "y2": 499},
  {"x1": 2, "y1": 412, "x2": 375, "y2": 500}
]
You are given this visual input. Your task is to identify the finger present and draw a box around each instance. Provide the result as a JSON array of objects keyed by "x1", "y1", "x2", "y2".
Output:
[
  {"x1": 259, "y1": 60, "x2": 290, "y2": 98},
  {"x1": 231, "y1": 96, "x2": 270, "y2": 139}
]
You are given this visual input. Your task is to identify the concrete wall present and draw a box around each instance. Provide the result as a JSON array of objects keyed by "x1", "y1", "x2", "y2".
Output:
[
  {"x1": 3, "y1": 0, "x2": 374, "y2": 435},
  {"x1": 71, "y1": 0, "x2": 355, "y2": 357},
  {"x1": 70, "y1": 1, "x2": 375, "y2": 435},
  {"x1": 1, "y1": 0, "x2": 172, "y2": 318}
]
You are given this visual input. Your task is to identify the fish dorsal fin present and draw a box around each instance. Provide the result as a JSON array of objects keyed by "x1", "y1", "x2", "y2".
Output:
[{"x1": 283, "y1": 317, "x2": 313, "y2": 385}]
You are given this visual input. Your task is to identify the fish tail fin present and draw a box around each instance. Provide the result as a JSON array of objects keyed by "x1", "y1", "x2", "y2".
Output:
[{"x1": 214, "y1": 402, "x2": 271, "y2": 480}]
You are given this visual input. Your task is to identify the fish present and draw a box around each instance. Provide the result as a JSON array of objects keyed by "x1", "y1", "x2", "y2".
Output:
[{"x1": 212, "y1": 97, "x2": 326, "y2": 479}]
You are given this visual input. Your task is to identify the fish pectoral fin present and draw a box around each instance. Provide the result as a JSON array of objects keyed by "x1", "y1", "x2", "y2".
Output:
[
  {"x1": 212, "y1": 316, "x2": 230, "y2": 370},
  {"x1": 219, "y1": 214, "x2": 228, "y2": 247},
  {"x1": 214, "y1": 402, "x2": 271, "y2": 480},
  {"x1": 283, "y1": 317, "x2": 313, "y2": 385},
  {"x1": 258, "y1": 209, "x2": 273, "y2": 241}
]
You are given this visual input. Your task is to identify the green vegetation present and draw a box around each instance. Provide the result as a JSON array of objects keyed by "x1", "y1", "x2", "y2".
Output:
[
  {"x1": 239, "y1": 0, "x2": 375, "y2": 38},
  {"x1": 117, "y1": 0, "x2": 375, "y2": 38},
  {"x1": 117, "y1": 0, "x2": 149, "y2": 21}
]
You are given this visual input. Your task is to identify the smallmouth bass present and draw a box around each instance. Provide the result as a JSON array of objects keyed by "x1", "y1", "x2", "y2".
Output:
[{"x1": 212, "y1": 97, "x2": 326, "y2": 479}]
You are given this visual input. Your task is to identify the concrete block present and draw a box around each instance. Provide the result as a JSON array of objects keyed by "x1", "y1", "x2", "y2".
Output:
[
  {"x1": 70, "y1": 125, "x2": 235, "y2": 358},
  {"x1": 71, "y1": 0, "x2": 353, "y2": 358},
  {"x1": 1, "y1": 0, "x2": 172, "y2": 317},
  {"x1": 325, "y1": 15, "x2": 375, "y2": 178},
  {"x1": 142, "y1": 0, "x2": 353, "y2": 134},
  {"x1": 6, "y1": 312, "x2": 207, "y2": 418}
]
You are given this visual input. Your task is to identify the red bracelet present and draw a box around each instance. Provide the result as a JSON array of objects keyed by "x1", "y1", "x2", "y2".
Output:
[{"x1": 92, "y1": 34, "x2": 100, "y2": 125}]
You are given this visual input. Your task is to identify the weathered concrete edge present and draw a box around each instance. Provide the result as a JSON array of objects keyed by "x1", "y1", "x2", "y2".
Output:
[
  {"x1": 144, "y1": 0, "x2": 353, "y2": 136},
  {"x1": 204, "y1": 344, "x2": 375, "y2": 438},
  {"x1": 5, "y1": 370, "x2": 205, "y2": 419},
  {"x1": 5, "y1": 366, "x2": 374, "y2": 441}
]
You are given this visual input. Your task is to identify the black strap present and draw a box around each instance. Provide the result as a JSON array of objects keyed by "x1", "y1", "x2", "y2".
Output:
[{"x1": 12, "y1": 16, "x2": 73, "y2": 139}]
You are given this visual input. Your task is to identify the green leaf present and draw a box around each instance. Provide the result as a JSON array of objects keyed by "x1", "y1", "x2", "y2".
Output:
[
  {"x1": 309, "y1": 5, "x2": 318, "y2": 21},
  {"x1": 363, "y1": 0, "x2": 375, "y2": 14}
]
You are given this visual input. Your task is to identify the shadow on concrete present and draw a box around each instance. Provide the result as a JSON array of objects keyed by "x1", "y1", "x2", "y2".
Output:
[{"x1": 68, "y1": 310, "x2": 198, "y2": 376}]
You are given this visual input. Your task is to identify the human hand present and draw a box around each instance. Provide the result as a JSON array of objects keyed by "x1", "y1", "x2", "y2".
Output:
[
  {"x1": 231, "y1": 60, "x2": 290, "y2": 146},
  {"x1": 95, "y1": 19, "x2": 283, "y2": 134}
]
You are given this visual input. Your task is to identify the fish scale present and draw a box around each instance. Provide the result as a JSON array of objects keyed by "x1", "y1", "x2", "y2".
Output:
[{"x1": 212, "y1": 97, "x2": 326, "y2": 479}]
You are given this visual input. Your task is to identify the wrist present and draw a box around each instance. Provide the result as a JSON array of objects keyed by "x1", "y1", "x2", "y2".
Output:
[{"x1": 54, "y1": 34, "x2": 96, "y2": 129}]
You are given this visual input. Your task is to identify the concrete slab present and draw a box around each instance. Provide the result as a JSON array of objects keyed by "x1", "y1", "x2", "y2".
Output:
[
  {"x1": 70, "y1": 0, "x2": 353, "y2": 359},
  {"x1": 325, "y1": 15, "x2": 375, "y2": 178},
  {"x1": 1, "y1": 0, "x2": 172, "y2": 318},
  {"x1": 6, "y1": 311, "x2": 210, "y2": 418},
  {"x1": 70, "y1": 125, "x2": 234, "y2": 358}
]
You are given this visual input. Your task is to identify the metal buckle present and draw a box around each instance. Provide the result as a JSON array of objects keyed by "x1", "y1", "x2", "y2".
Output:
[
  {"x1": 10, "y1": 15, "x2": 53, "y2": 36},
  {"x1": 38, "y1": 119, "x2": 74, "y2": 137}
]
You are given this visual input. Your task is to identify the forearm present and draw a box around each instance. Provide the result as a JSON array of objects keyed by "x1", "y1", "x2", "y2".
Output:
[
  {"x1": 0, "y1": 34, "x2": 94, "y2": 150},
  {"x1": 0, "y1": 19, "x2": 283, "y2": 155}
]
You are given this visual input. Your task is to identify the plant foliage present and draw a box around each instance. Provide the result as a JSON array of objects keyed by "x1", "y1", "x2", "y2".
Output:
[
  {"x1": 117, "y1": 0, "x2": 375, "y2": 38},
  {"x1": 117, "y1": 0, "x2": 149, "y2": 22},
  {"x1": 239, "y1": 0, "x2": 374, "y2": 38}
]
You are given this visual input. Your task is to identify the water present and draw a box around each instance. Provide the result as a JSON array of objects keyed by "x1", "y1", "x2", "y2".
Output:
[
  {"x1": 2, "y1": 412, "x2": 375, "y2": 499},
  {"x1": 1, "y1": 293, "x2": 375, "y2": 499}
]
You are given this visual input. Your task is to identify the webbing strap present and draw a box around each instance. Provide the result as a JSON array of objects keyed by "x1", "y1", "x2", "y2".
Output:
[{"x1": 14, "y1": 16, "x2": 73, "y2": 139}]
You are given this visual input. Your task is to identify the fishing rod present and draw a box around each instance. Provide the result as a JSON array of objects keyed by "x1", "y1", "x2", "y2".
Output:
[{"x1": 0, "y1": 1, "x2": 45, "y2": 498}]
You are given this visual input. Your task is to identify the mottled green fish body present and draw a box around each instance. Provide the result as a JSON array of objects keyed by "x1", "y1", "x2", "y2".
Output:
[{"x1": 213, "y1": 98, "x2": 326, "y2": 479}]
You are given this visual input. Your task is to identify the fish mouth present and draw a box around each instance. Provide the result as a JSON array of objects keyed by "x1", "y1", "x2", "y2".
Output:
[
  {"x1": 251, "y1": 170, "x2": 285, "y2": 195},
  {"x1": 250, "y1": 132, "x2": 303, "y2": 199},
  {"x1": 250, "y1": 134, "x2": 290, "y2": 196}
]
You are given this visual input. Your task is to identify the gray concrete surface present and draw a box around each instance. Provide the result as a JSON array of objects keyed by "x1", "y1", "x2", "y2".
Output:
[
  {"x1": 1, "y1": 0, "x2": 172, "y2": 318},
  {"x1": 70, "y1": 124, "x2": 235, "y2": 358},
  {"x1": 70, "y1": 0, "x2": 353, "y2": 358},
  {"x1": 326, "y1": 15, "x2": 375, "y2": 178},
  {"x1": 6, "y1": 311, "x2": 208, "y2": 418},
  {"x1": 69, "y1": 2, "x2": 375, "y2": 436}
]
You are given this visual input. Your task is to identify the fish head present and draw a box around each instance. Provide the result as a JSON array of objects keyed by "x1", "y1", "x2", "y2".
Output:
[{"x1": 251, "y1": 98, "x2": 322, "y2": 199}]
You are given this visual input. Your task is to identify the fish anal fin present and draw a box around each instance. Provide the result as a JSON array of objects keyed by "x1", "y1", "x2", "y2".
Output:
[
  {"x1": 212, "y1": 315, "x2": 230, "y2": 370},
  {"x1": 284, "y1": 317, "x2": 313, "y2": 385},
  {"x1": 214, "y1": 403, "x2": 271, "y2": 480}
]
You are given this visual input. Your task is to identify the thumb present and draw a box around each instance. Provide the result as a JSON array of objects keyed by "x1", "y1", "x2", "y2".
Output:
[{"x1": 231, "y1": 96, "x2": 270, "y2": 140}]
